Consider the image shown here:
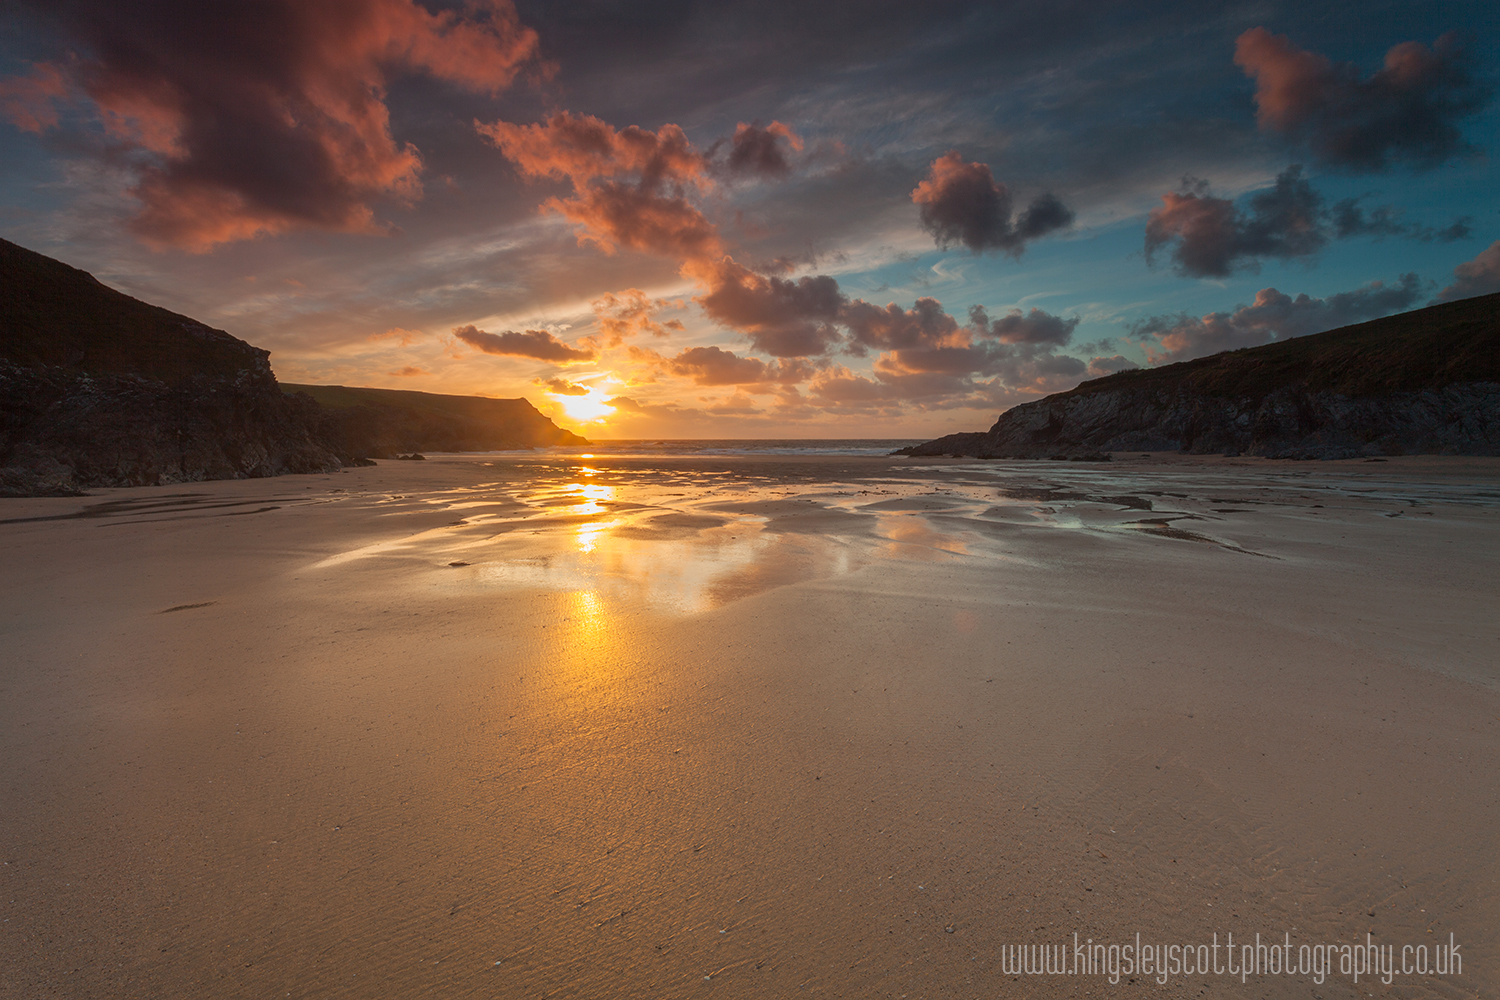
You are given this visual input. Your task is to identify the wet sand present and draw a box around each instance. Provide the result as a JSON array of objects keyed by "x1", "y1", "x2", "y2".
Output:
[{"x1": 1, "y1": 453, "x2": 1497, "y2": 998}]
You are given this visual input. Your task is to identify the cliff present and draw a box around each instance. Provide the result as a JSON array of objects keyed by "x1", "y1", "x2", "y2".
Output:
[
  {"x1": 282, "y1": 383, "x2": 589, "y2": 457},
  {"x1": 900, "y1": 293, "x2": 1500, "y2": 460},
  {"x1": 0, "y1": 238, "x2": 339, "y2": 496},
  {"x1": 1, "y1": 239, "x2": 586, "y2": 497}
]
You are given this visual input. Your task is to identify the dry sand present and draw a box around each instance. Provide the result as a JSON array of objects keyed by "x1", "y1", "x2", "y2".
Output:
[{"x1": 1, "y1": 452, "x2": 1497, "y2": 998}]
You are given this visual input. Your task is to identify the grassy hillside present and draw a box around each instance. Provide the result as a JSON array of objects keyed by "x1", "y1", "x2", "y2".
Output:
[
  {"x1": 0, "y1": 237, "x2": 266, "y2": 385},
  {"x1": 281, "y1": 383, "x2": 589, "y2": 453},
  {"x1": 1061, "y1": 292, "x2": 1500, "y2": 404}
]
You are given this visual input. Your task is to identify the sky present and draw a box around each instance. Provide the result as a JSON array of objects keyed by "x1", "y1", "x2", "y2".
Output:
[{"x1": 1, "y1": 0, "x2": 1497, "y2": 439}]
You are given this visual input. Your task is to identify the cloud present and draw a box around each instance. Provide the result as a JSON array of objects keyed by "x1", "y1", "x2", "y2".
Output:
[
  {"x1": 1435, "y1": 241, "x2": 1500, "y2": 303},
  {"x1": 0, "y1": 62, "x2": 67, "y2": 133},
  {"x1": 1234, "y1": 28, "x2": 1489, "y2": 172},
  {"x1": 668, "y1": 346, "x2": 814, "y2": 387},
  {"x1": 550, "y1": 183, "x2": 724, "y2": 259},
  {"x1": 388, "y1": 366, "x2": 429, "y2": 377},
  {"x1": 7, "y1": 0, "x2": 542, "y2": 250},
  {"x1": 368, "y1": 327, "x2": 425, "y2": 346},
  {"x1": 970, "y1": 305, "x2": 1080, "y2": 345},
  {"x1": 719, "y1": 121, "x2": 803, "y2": 178},
  {"x1": 836, "y1": 297, "x2": 1084, "y2": 394},
  {"x1": 843, "y1": 296, "x2": 963, "y2": 352},
  {"x1": 911, "y1": 152, "x2": 1072, "y2": 255},
  {"x1": 479, "y1": 111, "x2": 708, "y2": 190},
  {"x1": 1130, "y1": 273, "x2": 1425, "y2": 363},
  {"x1": 1145, "y1": 166, "x2": 1326, "y2": 278},
  {"x1": 538, "y1": 377, "x2": 591, "y2": 395},
  {"x1": 452, "y1": 324, "x2": 595, "y2": 362},
  {"x1": 1332, "y1": 200, "x2": 1470, "y2": 242},
  {"x1": 480, "y1": 111, "x2": 722, "y2": 260},
  {"x1": 590, "y1": 289, "x2": 685, "y2": 346},
  {"x1": 695, "y1": 257, "x2": 846, "y2": 356},
  {"x1": 1146, "y1": 167, "x2": 1474, "y2": 278}
]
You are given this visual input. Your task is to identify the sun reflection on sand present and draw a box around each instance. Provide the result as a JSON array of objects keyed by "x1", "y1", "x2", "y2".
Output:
[
  {"x1": 575, "y1": 517, "x2": 623, "y2": 553},
  {"x1": 874, "y1": 513, "x2": 970, "y2": 560}
]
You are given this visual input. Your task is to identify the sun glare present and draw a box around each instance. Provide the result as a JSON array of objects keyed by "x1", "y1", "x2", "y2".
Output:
[{"x1": 552, "y1": 387, "x2": 615, "y2": 424}]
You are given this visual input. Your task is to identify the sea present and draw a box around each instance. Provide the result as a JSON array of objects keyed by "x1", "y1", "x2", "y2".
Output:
[{"x1": 466, "y1": 439, "x2": 928, "y2": 458}]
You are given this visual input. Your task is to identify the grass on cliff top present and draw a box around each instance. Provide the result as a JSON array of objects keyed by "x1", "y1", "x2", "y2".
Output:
[
  {"x1": 1065, "y1": 292, "x2": 1500, "y2": 401},
  {"x1": 281, "y1": 383, "x2": 542, "y2": 419},
  {"x1": 0, "y1": 238, "x2": 261, "y2": 385}
]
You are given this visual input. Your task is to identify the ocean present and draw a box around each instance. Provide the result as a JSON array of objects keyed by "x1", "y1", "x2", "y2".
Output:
[{"x1": 483, "y1": 438, "x2": 927, "y2": 457}]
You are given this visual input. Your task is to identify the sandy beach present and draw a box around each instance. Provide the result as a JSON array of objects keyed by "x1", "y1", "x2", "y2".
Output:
[{"x1": 2, "y1": 452, "x2": 1497, "y2": 998}]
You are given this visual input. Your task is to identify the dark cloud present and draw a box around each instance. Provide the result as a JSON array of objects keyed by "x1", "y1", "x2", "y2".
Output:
[
  {"x1": 910, "y1": 153, "x2": 1072, "y2": 255},
  {"x1": 970, "y1": 305, "x2": 1079, "y2": 345},
  {"x1": 1145, "y1": 166, "x2": 1327, "y2": 278},
  {"x1": 388, "y1": 366, "x2": 430, "y2": 377},
  {"x1": 452, "y1": 324, "x2": 594, "y2": 362},
  {"x1": 1434, "y1": 241, "x2": 1500, "y2": 303},
  {"x1": 1130, "y1": 273, "x2": 1424, "y2": 363},
  {"x1": 719, "y1": 121, "x2": 803, "y2": 178},
  {"x1": 4, "y1": 0, "x2": 541, "y2": 250},
  {"x1": 1146, "y1": 166, "x2": 1471, "y2": 278},
  {"x1": 695, "y1": 258, "x2": 846, "y2": 356},
  {"x1": 1234, "y1": 28, "x2": 1489, "y2": 172},
  {"x1": 1331, "y1": 200, "x2": 1471, "y2": 243},
  {"x1": 843, "y1": 297, "x2": 961, "y2": 352}
]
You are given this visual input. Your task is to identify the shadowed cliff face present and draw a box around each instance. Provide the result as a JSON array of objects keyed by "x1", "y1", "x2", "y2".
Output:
[
  {"x1": 902, "y1": 293, "x2": 1500, "y2": 461},
  {"x1": 0, "y1": 238, "x2": 344, "y2": 496}
]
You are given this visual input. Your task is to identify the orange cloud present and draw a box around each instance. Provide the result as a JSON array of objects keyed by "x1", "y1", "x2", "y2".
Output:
[
  {"x1": 481, "y1": 111, "x2": 724, "y2": 262},
  {"x1": 1234, "y1": 28, "x2": 1487, "y2": 171},
  {"x1": 548, "y1": 183, "x2": 724, "y2": 259},
  {"x1": 480, "y1": 111, "x2": 709, "y2": 190},
  {"x1": 591, "y1": 289, "x2": 684, "y2": 346},
  {"x1": 368, "y1": 327, "x2": 425, "y2": 346},
  {"x1": 5, "y1": 0, "x2": 541, "y2": 250},
  {"x1": 388, "y1": 366, "x2": 430, "y2": 376}
]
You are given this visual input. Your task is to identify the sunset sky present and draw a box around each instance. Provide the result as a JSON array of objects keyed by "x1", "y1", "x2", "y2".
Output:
[{"x1": 1, "y1": 0, "x2": 1496, "y2": 438}]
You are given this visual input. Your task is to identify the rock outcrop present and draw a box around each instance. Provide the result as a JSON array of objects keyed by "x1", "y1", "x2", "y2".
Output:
[{"x1": 900, "y1": 293, "x2": 1500, "y2": 460}]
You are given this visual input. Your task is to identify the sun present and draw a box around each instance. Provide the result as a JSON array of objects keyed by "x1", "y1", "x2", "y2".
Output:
[{"x1": 552, "y1": 386, "x2": 615, "y2": 424}]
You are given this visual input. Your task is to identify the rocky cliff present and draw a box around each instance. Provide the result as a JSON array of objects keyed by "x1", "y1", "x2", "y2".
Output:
[
  {"x1": 1, "y1": 238, "x2": 340, "y2": 495},
  {"x1": 900, "y1": 293, "x2": 1500, "y2": 460},
  {"x1": 1, "y1": 239, "x2": 591, "y2": 496},
  {"x1": 282, "y1": 383, "x2": 589, "y2": 457}
]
